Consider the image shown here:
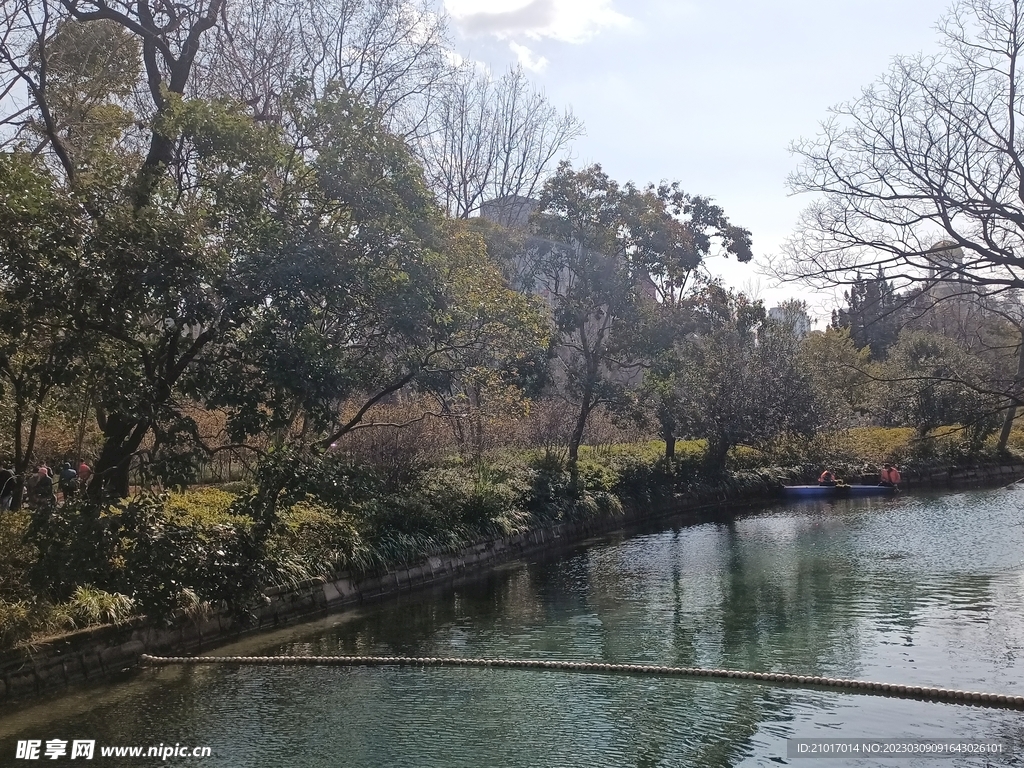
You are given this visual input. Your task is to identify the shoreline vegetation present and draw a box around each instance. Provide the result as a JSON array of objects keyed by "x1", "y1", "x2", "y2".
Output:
[{"x1": 3, "y1": 427, "x2": 1023, "y2": 661}]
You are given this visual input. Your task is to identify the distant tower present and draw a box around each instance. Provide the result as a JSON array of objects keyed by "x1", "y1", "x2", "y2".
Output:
[
  {"x1": 768, "y1": 303, "x2": 812, "y2": 338},
  {"x1": 478, "y1": 195, "x2": 538, "y2": 229},
  {"x1": 927, "y1": 240, "x2": 965, "y2": 281}
]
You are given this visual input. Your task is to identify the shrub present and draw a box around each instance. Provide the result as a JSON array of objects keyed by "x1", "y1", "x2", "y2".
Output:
[
  {"x1": 842, "y1": 427, "x2": 916, "y2": 464},
  {"x1": 0, "y1": 511, "x2": 35, "y2": 603},
  {"x1": 26, "y1": 494, "x2": 277, "y2": 622},
  {"x1": 0, "y1": 600, "x2": 35, "y2": 648},
  {"x1": 275, "y1": 500, "x2": 366, "y2": 575},
  {"x1": 164, "y1": 487, "x2": 240, "y2": 525},
  {"x1": 66, "y1": 586, "x2": 135, "y2": 626},
  {"x1": 575, "y1": 457, "x2": 619, "y2": 493}
]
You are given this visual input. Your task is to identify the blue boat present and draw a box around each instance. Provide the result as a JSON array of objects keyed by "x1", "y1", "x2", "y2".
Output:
[{"x1": 782, "y1": 484, "x2": 898, "y2": 499}]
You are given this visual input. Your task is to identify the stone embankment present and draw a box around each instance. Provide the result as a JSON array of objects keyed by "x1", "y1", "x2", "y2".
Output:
[{"x1": 2, "y1": 461, "x2": 1022, "y2": 703}]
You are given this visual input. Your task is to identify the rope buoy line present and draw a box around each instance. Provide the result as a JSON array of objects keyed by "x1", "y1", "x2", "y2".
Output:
[{"x1": 140, "y1": 655, "x2": 1023, "y2": 710}]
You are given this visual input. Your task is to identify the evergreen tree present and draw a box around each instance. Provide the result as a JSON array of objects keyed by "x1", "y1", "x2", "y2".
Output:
[{"x1": 831, "y1": 268, "x2": 903, "y2": 359}]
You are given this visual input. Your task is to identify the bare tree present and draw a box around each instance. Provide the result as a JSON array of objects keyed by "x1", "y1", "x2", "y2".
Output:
[
  {"x1": 776, "y1": 0, "x2": 1024, "y2": 297},
  {"x1": 194, "y1": 0, "x2": 453, "y2": 136},
  {"x1": 416, "y1": 66, "x2": 496, "y2": 218},
  {"x1": 193, "y1": 0, "x2": 301, "y2": 122},
  {"x1": 417, "y1": 65, "x2": 584, "y2": 218}
]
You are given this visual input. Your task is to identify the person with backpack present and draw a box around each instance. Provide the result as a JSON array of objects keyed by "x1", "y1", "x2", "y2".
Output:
[
  {"x1": 58, "y1": 462, "x2": 79, "y2": 504},
  {"x1": 31, "y1": 465, "x2": 54, "y2": 508}
]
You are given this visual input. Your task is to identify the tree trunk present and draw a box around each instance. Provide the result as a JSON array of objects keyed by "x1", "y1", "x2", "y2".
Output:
[
  {"x1": 703, "y1": 434, "x2": 730, "y2": 478},
  {"x1": 88, "y1": 417, "x2": 151, "y2": 500},
  {"x1": 659, "y1": 411, "x2": 676, "y2": 460},
  {"x1": 568, "y1": 401, "x2": 590, "y2": 492},
  {"x1": 11, "y1": 404, "x2": 40, "y2": 510},
  {"x1": 73, "y1": 388, "x2": 93, "y2": 463},
  {"x1": 997, "y1": 330, "x2": 1024, "y2": 453},
  {"x1": 998, "y1": 404, "x2": 1019, "y2": 454}
]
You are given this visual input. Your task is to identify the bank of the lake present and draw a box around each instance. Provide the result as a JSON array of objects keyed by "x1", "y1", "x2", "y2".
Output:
[
  {"x1": 2, "y1": 482, "x2": 1024, "y2": 767},
  {"x1": 2, "y1": 459, "x2": 1022, "y2": 705}
]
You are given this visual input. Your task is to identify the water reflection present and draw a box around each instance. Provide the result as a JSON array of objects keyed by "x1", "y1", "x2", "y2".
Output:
[{"x1": 2, "y1": 488, "x2": 1024, "y2": 766}]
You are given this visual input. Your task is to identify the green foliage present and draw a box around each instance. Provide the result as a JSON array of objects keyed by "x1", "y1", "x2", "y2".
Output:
[
  {"x1": 880, "y1": 330, "x2": 1001, "y2": 447},
  {"x1": 533, "y1": 163, "x2": 752, "y2": 472},
  {"x1": 831, "y1": 269, "x2": 903, "y2": 360},
  {"x1": 65, "y1": 586, "x2": 135, "y2": 626},
  {"x1": 666, "y1": 286, "x2": 820, "y2": 474},
  {"x1": 574, "y1": 457, "x2": 619, "y2": 493},
  {"x1": 843, "y1": 427, "x2": 916, "y2": 464},
  {"x1": 25, "y1": 493, "x2": 276, "y2": 622},
  {"x1": 31, "y1": 18, "x2": 142, "y2": 187},
  {"x1": 0, "y1": 600, "x2": 40, "y2": 648},
  {"x1": 275, "y1": 501, "x2": 367, "y2": 575},
  {"x1": 799, "y1": 327, "x2": 874, "y2": 427},
  {"x1": 164, "y1": 487, "x2": 244, "y2": 527},
  {"x1": 0, "y1": 586, "x2": 135, "y2": 651},
  {"x1": 0, "y1": 511, "x2": 35, "y2": 602}
]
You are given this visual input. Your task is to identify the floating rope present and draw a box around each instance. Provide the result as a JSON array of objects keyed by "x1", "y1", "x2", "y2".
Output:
[{"x1": 140, "y1": 655, "x2": 1023, "y2": 710}]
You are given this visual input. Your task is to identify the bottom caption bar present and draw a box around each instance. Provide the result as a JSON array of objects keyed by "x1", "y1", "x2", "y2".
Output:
[{"x1": 787, "y1": 739, "x2": 1013, "y2": 759}]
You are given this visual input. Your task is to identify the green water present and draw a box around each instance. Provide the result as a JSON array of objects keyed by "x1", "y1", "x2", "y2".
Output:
[{"x1": 3, "y1": 488, "x2": 1024, "y2": 766}]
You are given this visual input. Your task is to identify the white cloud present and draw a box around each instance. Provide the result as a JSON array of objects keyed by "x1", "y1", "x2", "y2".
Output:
[
  {"x1": 442, "y1": 48, "x2": 467, "y2": 68},
  {"x1": 509, "y1": 41, "x2": 549, "y2": 72},
  {"x1": 444, "y1": 0, "x2": 630, "y2": 44}
]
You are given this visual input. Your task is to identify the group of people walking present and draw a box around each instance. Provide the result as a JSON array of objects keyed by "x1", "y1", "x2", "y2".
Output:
[
  {"x1": 0, "y1": 460, "x2": 91, "y2": 510},
  {"x1": 818, "y1": 463, "x2": 901, "y2": 488}
]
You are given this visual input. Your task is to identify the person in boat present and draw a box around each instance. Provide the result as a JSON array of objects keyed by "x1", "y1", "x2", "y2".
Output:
[
  {"x1": 818, "y1": 469, "x2": 837, "y2": 486},
  {"x1": 879, "y1": 463, "x2": 901, "y2": 488}
]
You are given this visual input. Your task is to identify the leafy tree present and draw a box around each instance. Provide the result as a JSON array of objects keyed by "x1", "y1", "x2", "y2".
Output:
[
  {"x1": 529, "y1": 163, "x2": 752, "y2": 477},
  {"x1": 1, "y1": 0, "x2": 547, "y2": 499},
  {"x1": 621, "y1": 186, "x2": 753, "y2": 460},
  {"x1": 26, "y1": 18, "x2": 141, "y2": 185},
  {"x1": 201, "y1": 88, "x2": 547, "y2": 455},
  {"x1": 417, "y1": 223, "x2": 549, "y2": 458},
  {"x1": 879, "y1": 330, "x2": 1001, "y2": 447},
  {"x1": 527, "y1": 163, "x2": 643, "y2": 481},
  {"x1": 798, "y1": 327, "x2": 874, "y2": 430},
  {"x1": 671, "y1": 288, "x2": 819, "y2": 474},
  {"x1": 0, "y1": 153, "x2": 87, "y2": 500}
]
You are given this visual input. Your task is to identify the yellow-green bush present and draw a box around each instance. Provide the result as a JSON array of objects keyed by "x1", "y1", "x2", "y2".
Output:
[
  {"x1": 841, "y1": 427, "x2": 916, "y2": 463},
  {"x1": 0, "y1": 599, "x2": 36, "y2": 648},
  {"x1": 164, "y1": 487, "x2": 246, "y2": 528}
]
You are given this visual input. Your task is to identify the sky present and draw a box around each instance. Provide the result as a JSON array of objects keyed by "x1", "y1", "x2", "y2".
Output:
[{"x1": 440, "y1": 0, "x2": 952, "y2": 325}]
